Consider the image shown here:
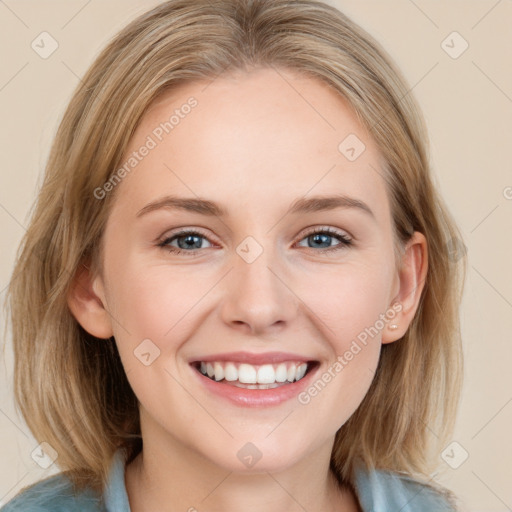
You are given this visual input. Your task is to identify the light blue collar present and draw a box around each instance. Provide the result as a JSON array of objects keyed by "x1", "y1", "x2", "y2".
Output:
[{"x1": 104, "y1": 449, "x2": 131, "y2": 511}]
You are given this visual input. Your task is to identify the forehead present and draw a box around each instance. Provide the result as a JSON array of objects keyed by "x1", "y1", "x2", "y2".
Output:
[{"x1": 112, "y1": 66, "x2": 388, "y2": 218}]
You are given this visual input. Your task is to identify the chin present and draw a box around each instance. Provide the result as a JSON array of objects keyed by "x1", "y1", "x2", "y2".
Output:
[{"x1": 192, "y1": 433, "x2": 318, "y2": 475}]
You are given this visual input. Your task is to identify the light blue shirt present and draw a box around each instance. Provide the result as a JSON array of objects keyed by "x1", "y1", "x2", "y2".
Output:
[{"x1": 1, "y1": 449, "x2": 456, "y2": 511}]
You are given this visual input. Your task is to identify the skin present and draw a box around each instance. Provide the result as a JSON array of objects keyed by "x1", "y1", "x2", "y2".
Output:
[{"x1": 69, "y1": 66, "x2": 427, "y2": 512}]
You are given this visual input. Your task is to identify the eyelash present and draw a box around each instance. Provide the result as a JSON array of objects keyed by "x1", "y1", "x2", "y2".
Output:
[{"x1": 157, "y1": 227, "x2": 353, "y2": 257}]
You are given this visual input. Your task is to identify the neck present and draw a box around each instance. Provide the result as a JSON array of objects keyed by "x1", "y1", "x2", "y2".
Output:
[{"x1": 125, "y1": 424, "x2": 360, "y2": 512}]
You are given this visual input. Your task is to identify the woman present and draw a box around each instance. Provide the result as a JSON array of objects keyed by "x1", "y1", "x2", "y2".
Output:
[{"x1": 3, "y1": 0, "x2": 465, "y2": 510}]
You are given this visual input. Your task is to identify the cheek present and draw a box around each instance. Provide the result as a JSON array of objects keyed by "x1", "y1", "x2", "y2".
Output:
[
  {"x1": 298, "y1": 259, "x2": 394, "y2": 348},
  {"x1": 105, "y1": 256, "x2": 213, "y2": 342},
  {"x1": 103, "y1": 259, "x2": 205, "y2": 421},
  {"x1": 292, "y1": 261, "x2": 392, "y2": 415}
]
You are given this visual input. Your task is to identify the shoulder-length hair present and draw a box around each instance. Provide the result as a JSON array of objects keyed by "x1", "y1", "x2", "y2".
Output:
[{"x1": 6, "y1": 0, "x2": 465, "y2": 496}]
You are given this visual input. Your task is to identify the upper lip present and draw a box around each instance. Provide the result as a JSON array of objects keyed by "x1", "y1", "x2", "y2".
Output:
[{"x1": 189, "y1": 351, "x2": 316, "y2": 365}]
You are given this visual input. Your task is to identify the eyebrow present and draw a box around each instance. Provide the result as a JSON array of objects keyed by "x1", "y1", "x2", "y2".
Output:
[{"x1": 136, "y1": 194, "x2": 375, "y2": 219}]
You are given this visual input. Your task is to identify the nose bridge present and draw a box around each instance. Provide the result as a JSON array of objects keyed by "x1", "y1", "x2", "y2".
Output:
[{"x1": 220, "y1": 238, "x2": 297, "y2": 333}]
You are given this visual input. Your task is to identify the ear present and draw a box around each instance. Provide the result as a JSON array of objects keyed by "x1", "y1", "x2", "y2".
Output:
[
  {"x1": 67, "y1": 262, "x2": 114, "y2": 339},
  {"x1": 382, "y1": 231, "x2": 428, "y2": 344}
]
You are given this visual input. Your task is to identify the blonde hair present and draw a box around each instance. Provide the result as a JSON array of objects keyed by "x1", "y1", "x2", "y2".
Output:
[{"x1": 6, "y1": 0, "x2": 465, "y2": 499}]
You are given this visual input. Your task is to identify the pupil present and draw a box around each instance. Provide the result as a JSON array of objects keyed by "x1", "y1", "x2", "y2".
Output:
[
  {"x1": 181, "y1": 235, "x2": 201, "y2": 249},
  {"x1": 311, "y1": 233, "x2": 330, "y2": 248}
]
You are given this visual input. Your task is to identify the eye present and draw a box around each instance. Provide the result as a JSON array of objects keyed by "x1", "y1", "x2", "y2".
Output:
[
  {"x1": 157, "y1": 229, "x2": 214, "y2": 256},
  {"x1": 296, "y1": 227, "x2": 352, "y2": 253},
  {"x1": 157, "y1": 226, "x2": 353, "y2": 256}
]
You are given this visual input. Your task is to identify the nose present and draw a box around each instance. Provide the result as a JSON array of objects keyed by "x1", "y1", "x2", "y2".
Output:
[{"x1": 219, "y1": 244, "x2": 299, "y2": 336}]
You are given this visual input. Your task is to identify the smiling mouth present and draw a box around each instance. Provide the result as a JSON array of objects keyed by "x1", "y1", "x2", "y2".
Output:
[{"x1": 192, "y1": 360, "x2": 318, "y2": 389}]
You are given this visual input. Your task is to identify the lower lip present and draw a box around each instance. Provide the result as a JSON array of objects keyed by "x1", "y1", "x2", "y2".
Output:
[{"x1": 191, "y1": 364, "x2": 319, "y2": 407}]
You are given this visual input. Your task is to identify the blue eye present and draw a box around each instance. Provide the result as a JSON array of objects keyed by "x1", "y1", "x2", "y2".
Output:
[
  {"x1": 158, "y1": 230, "x2": 213, "y2": 255},
  {"x1": 158, "y1": 227, "x2": 352, "y2": 256},
  {"x1": 297, "y1": 227, "x2": 352, "y2": 252}
]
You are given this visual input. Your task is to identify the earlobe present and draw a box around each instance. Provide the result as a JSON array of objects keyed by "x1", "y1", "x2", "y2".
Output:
[
  {"x1": 67, "y1": 263, "x2": 114, "y2": 339},
  {"x1": 382, "y1": 232, "x2": 428, "y2": 344}
]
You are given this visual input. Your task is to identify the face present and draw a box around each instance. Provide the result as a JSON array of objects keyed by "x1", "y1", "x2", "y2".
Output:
[{"x1": 88, "y1": 67, "x2": 405, "y2": 473}]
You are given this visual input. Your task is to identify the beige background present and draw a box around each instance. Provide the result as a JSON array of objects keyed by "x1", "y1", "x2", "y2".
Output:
[{"x1": 1, "y1": 1, "x2": 511, "y2": 510}]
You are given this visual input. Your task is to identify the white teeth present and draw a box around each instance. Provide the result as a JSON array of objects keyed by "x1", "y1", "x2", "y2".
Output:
[
  {"x1": 197, "y1": 361, "x2": 310, "y2": 385},
  {"x1": 275, "y1": 363, "x2": 288, "y2": 382},
  {"x1": 213, "y1": 362, "x2": 224, "y2": 381},
  {"x1": 257, "y1": 364, "x2": 276, "y2": 384},
  {"x1": 224, "y1": 362, "x2": 238, "y2": 381},
  {"x1": 238, "y1": 364, "x2": 257, "y2": 384},
  {"x1": 296, "y1": 363, "x2": 307, "y2": 381}
]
